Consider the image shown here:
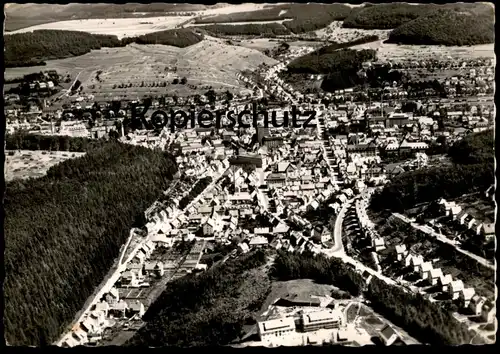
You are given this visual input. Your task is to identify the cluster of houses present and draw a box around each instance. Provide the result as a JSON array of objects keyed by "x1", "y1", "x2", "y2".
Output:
[
  {"x1": 394, "y1": 245, "x2": 494, "y2": 322},
  {"x1": 436, "y1": 198, "x2": 495, "y2": 241}
]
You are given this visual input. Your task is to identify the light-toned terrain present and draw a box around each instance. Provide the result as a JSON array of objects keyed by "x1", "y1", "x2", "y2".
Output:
[
  {"x1": 5, "y1": 150, "x2": 86, "y2": 181},
  {"x1": 351, "y1": 41, "x2": 496, "y2": 62},
  {"x1": 5, "y1": 36, "x2": 278, "y2": 99},
  {"x1": 6, "y1": 3, "x2": 276, "y2": 38},
  {"x1": 315, "y1": 21, "x2": 391, "y2": 43},
  {"x1": 7, "y1": 16, "x2": 195, "y2": 39}
]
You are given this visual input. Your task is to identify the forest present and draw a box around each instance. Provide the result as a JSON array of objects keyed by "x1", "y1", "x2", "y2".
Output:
[
  {"x1": 121, "y1": 29, "x2": 204, "y2": 48},
  {"x1": 371, "y1": 130, "x2": 494, "y2": 212},
  {"x1": 6, "y1": 132, "x2": 93, "y2": 152},
  {"x1": 197, "y1": 23, "x2": 290, "y2": 37},
  {"x1": 343, "y1": 3, "x2": 437, "y2": 29},
  {"x1": 387, "y1": 8, "x2": 495, "y2": 46},
  {"x1": 284, "y1": 48, "x2": 376, "y2": 92},
  {"x1": 5, "y1": 29, "x2": 203, "y2": 67},
  {"x1": 270, "y1": 251, "x2": 478, "y2": 345},
  {"x1": 288, "y1": 48, "x2": 376, "y2": 75},
  {"x1": 4, "y1": 140, "x2": 177, "y2": 345},
  {"x1": 194, "y1": 4, "x2": 353, "y2": 34},
  {"x1": 127, "y1": 250, "x2": 270, "y2": 347}
]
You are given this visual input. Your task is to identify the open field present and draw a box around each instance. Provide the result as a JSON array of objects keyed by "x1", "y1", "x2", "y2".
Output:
[
  {"x1": 6, "y1": 3, "x2": 273, "y2": 36},
  {"x1": 7, "y1": 16, "x2": 195, "y2": 39},
  {"x1": 5, "y1": 150, "x2": 86, "y2": 182},
  {"x1": 345, "y1": 302, "x2": 420, "y2": 344},
  {"x1": 315, "y1": 21, "x2": 391, "y2": 43},
  {"x1": 187, "y1": 19, "x2": 292, "y2": 27},
  {"x1": 350, "y1": 41, "x2": 495, "y2": 62},
  {"x1": 5, "y1": 37, "x2": 278, "y2": 100}
]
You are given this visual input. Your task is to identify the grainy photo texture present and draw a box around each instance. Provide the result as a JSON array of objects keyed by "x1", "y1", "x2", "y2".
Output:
[{"x1": 3, "y1": 2, "x2": 496, "y2": 348}]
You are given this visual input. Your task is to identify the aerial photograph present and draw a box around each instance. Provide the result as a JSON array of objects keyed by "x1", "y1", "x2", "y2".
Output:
[{"x1": 3, "y1": 1, "x2": 496, "y2": 348}]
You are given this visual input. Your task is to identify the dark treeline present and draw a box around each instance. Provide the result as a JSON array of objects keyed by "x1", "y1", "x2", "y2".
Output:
[
  {"x1": 5, "y1": 29, "x2": 203, "y2": 68},
  {"x1": 387, "y1": 8, "x2": 495, "y2": 46},
  {"x1": 343, "y1": 3, "x2": 437, "y2": 29},
  {"x1": 288, "y1": 48, "x2": 376, "y2": 75},
  {"x1": 371, "y1": 130, "x2": 494, "y2": 212},
  {"x1": 271, "y1": 251, "x2": 477, "y2": 345},
  {"x1": 271, "y1": 251, "x2": 365, "y2": 296},
  {"x1": 315, "y1": 35, "x2": 380, "y2": 55},
  {"x1": 285, "y1": 48, "x2": 376, "y2": 92},
  {"x1": 366, "y1": 278, "x2": 476, "y2": 345},
  {"x1": 6, "y1": 132, "x2": 92, "y2": 152},
  {"x1": 4, "y1": 140, "x2": 177, "y2": 345},
  {"x1": 194, "y1": 4, "x2": 352, "y2": 34},
  {"x1": 178, "y1": 176, "x2": 213, "y2": 210},
  {"x1": 197, "y1": 23, "x2": 291, "y2": 37},
  {"x1": 121, "y1": 29, "x2": 204, "y2": 48},
  {"x1": 128, "y1": 250, "x2": 269, "y2": 347}
]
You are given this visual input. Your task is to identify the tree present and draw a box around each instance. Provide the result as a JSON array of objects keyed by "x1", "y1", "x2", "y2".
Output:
[
  {"x1": 180, "y1": 77, "x2": 187, "y2": 85},
  {"x1": 172, "y1": 78, "x2": 179, "y2": 85},
  {"x1": 205, "y1": 89, "x2": 217, "y2": 104}
]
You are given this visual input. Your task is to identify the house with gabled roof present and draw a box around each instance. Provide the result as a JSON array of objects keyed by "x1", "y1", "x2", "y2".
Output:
[
  {"x1": 419, "y1": 262, "x2": 433, "y2": 279},
  {"x1": 459, "y1": 288, "x2": 476, "y2": 308},
  {"x1": 438, "y1": 274, "x2": 453, "y2": 292},
  {"x1": 448, "y1": 280, "x2": 464, "y2": 300},
  {"x1": 481, "y1": 300, "x2": 495, "y2": 323},
  {"x1": 428, "y1": 268, "x2": 443, "y2": 286},
  {"x1": 395, "y1": 244, "x2": 408, "y2": 261},
  {"x1": 410, "y1": 254, "x2": 424, "y2": 272},
  {"x1": 379, "y1": 324, "x2": 405, "y2": 346},
  {"x1": 469, "y1": 295, "x2": 486, "y2": 316}
]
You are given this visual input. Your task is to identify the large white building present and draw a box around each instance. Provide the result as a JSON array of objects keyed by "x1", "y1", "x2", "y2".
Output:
[{"x1": 257, "y1": 317, "x2": 296, "y2": 341}]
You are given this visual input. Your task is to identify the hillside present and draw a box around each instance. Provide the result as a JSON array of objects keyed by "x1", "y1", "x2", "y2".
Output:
[
  {"x1": 342, "y1": 2, "x2": 495, "y2": 46},
  {"x1": 5, "y1": 3, "x2": 208, "y2": 32},
  {"x1": 387, "y1": 8, "x2": 495, "y2": 46},
  {"x1": 194, "y1": 4, "x2": 353, "y2": 33},
  {"x1": 4, "y1": 29, "x2": 204, "y2": 68},
  {"x1": 284, "y1": 47, "x2": 376, "y2": 92},
  {"x1": 371, "y1": 130, "x2": 495, "y2": 212},
  {"x1": 197, "y1": 23, "x2": 291, "y2": 36},
  {"x1": 343, "y1": 3, "x2": 437, "y2": 29},
  {"x1": 127, "y1": 250, "x2": 270, "y2": 347},
  {"x1": 4, "y1": 139, "x2": 177, "y2": 345}
]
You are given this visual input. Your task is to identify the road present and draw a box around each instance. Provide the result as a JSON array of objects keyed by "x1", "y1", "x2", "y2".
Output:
[
  {"x1": 57, "y1": 71, "x2": 82, "y2": 99},
  {"x1": 392, "y1": 213, "x2": 495, "y2": 270}
]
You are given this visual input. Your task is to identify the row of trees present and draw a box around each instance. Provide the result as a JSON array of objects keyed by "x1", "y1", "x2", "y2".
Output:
[
  {"x1": 270, "y1": 251, "x2": 478, "y2": 345},
  {"x1": 194, "y1": 3, "x2": 353, "y2": 34},
  {"x1": 343, "y1": 3, "x2": 436, "y2": 29},
  {"x1": 178, "y1": 176, "x2": 213, "y2": 210},
  {"x1": 371, "y1": 130, "x2": 494, "y2": 212},
  {"x1": 128, "y1": 250, "x2": 269, "y2": 347},
  {"x1": 198, "y1": 23, "x2": 291, "y2": 37},
  {"x1": 6, "y1": 132, "x2": 92, "y2": 152},
  {"x1": 4, "y1": 140, "x2": 177, "y2": 345},
  {"x1": 5, "y1": 29, "x2": 203, "y2": 67}
]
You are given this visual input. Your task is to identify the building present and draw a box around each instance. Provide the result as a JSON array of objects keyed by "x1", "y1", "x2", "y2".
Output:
[
  {"x1": 469, "y1": 295, "x2": 486, "y2": 316},
  {"x1": 300, "y1": 309, "x2": 344, "y2": 332},
  {"x1": 379, "y1": 325, "x2": 405, "y2": 346},
  {"x1": 263, "y1": 136, "x2": 284, "y2": 149},
  {"x1": 257, "y1": 317, "x2": 296, "y2": 341}
]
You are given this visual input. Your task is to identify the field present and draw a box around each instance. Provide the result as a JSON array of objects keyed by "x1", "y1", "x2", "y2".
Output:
[
  {"x1": 4, "y1": 37, "x2": 278, "y2": 100},
  {"x1": 350, "y1": 41, "x2": 495, "y2": 62},
  {"x1": 5, "y1": 150, "x2": 86, "y2": 181},
  {"x1": 7, "y1": 16, "x2": 195, "y2": 39},
  {"x1": 315, "y1": 21, "x2": 391, "y2": 43},
  {"x1": 345, "y1": 302, "x2": 420, "y2": 345}
]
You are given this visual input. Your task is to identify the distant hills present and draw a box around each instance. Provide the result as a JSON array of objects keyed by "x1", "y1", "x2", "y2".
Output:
[
  {"x1": 344, "y1": 2, "x2": 495, "y2": 46},
  {"x1": 4, "y1": 3, "x2": 209, "y2": 32}
]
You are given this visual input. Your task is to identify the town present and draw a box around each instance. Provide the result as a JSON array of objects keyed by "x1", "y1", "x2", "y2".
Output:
[{"x1": 4, "y1": 2, "x2": 495, "y2": 348}]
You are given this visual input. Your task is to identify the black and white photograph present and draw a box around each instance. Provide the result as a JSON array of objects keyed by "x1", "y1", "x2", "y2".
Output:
[{"x1": 3, "y1": 1, "x2": 496, "y2": 347}]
